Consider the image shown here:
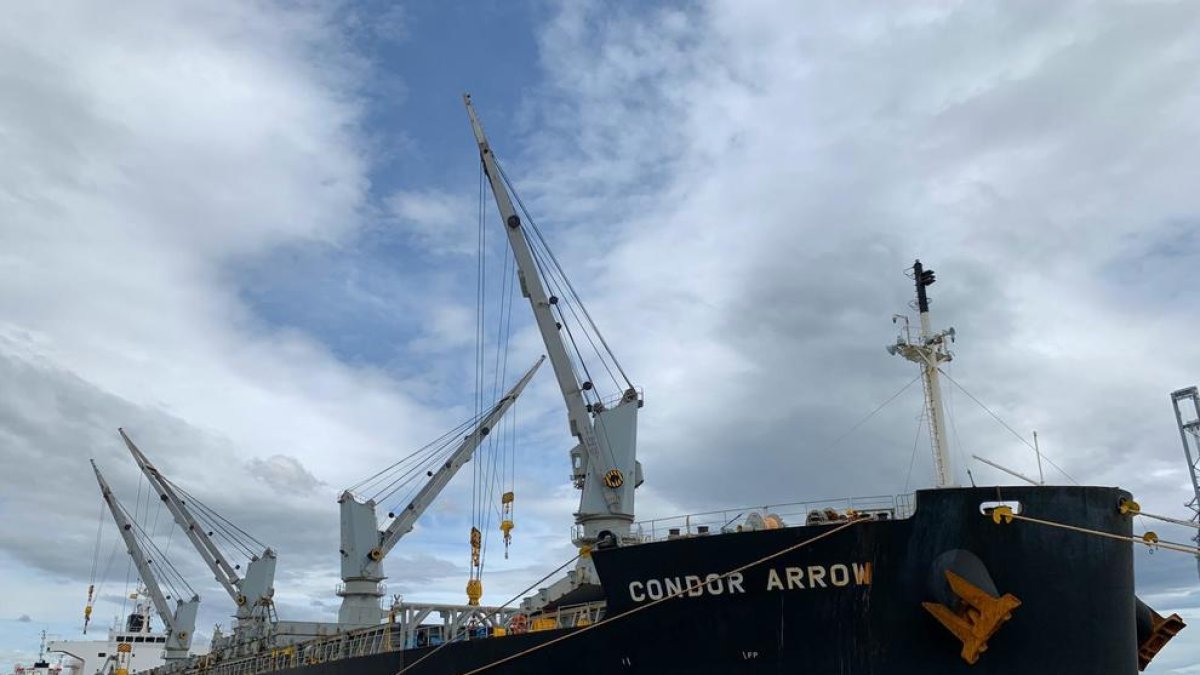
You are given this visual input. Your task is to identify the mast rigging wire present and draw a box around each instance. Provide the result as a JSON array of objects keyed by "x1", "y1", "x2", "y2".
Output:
[
  {"x1": 903, "y1": 397, "x2": 928, "y2": 494},
  {"x1": 818, "y1": 374, "x2": 922, "y2": 456},
  {"x1": 496, "y1": 159, "x2": 632, "y2": 392},
  {"x1": 938, "y1": 369, "x2": 1079, "y2": 485}
]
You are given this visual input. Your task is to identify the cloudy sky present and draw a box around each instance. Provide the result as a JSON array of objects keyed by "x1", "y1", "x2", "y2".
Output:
[{"x1": 2, "y1": 0, "x2": 1199, "y2": 672}]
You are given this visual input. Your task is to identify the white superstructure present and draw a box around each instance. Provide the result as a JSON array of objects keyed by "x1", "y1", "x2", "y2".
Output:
[{"x1": 47, "y1": 594, "x2": 172, "y2": 675}]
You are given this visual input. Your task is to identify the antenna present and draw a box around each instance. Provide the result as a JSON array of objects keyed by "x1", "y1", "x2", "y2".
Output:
[
  {"x1": 972, "y1": 454, "x2": 1041, "y2": 487},
  {"x1": 1032, "y1": 430, "x2": 1045, "y2": 485}
]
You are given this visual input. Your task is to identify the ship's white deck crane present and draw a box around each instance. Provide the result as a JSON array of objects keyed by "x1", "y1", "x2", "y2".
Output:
[
  {"x1": 119, "y1": 429, "x2": 276, "y2": 647},
  {"x1": 91, "y1": 460, "x2": 199, "y2": 662},
  {"x1": 464, "y1": 95, "x2": 643, "y2": 556},
  {"x1": 337, "y1": 357, "x2": 544, "y2": 627}
]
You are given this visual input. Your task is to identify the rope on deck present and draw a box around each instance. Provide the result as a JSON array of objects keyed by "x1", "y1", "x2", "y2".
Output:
[{"x1": 457, "y1": 517, "x2": 868, "y2": 675}]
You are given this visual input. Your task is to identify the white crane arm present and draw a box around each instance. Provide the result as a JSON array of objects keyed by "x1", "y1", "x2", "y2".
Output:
[
  {"x1": 92, "y1": 461, "x2": 198, "y2": 656},
  {"x1": 463, "y1": 95, "x2": 618, "y2": 511},
  {"x1": 378, "y1": 356, "x2": 544, "y2": 556},
  {"x1": 119, "y1": 429, "x2": 242, "y2": 602}
]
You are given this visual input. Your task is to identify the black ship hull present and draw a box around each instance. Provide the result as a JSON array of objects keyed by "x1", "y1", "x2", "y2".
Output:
[{"x1": 213, "y1": 485, "x2": 1172, "y2": 675}]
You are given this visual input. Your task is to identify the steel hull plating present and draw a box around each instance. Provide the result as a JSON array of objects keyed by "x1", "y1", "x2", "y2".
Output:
[{"x1": 207, "y1": 486, "x2": 1144, "y2": 675}]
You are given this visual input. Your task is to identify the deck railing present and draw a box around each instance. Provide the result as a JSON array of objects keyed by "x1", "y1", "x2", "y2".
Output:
[
  {"x1": 627, "y1": 493, "x2": 916, "y2": 543},
  {"x1": 155, "y1": 601, "x2": 607, "y2": 675}
]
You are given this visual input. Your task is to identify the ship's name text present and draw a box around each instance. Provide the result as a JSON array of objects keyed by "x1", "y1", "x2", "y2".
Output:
[{"x1": 627, "y1": 562, "x2": 873, "y2": 602}]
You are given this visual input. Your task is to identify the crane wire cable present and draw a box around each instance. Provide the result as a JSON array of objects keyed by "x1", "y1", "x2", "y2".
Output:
[
  {"x1": 170, "y1": 484, "x2": 260, "y2": 559},
  {"x1": 474, "y1": 157, "x2": 488, "y2": 537},
  {"x1": 168, "y1": 478, "x2": 266, "y2": 549},
  {"x1": 354, "y1": 413, "x2": 486, "y2": 501},
  {"x1": 459, "y1": 518, "x2": 867, "y2": 675},
  {"x1": 497, "y1": 160, "x2": 632, "y2": 391},
  {"x1": 526, "y1": 240, "x2": 600, "y2": 400},
  {"x1": 385, "y1": 435, "x2": 472, "y2": 516},
  {"x1": 479, "y1": 242, "x2": 518, "y2": 574},
  {"x1": 88, "y1": 497, "x2": 106, "y2": 590},
  {"x1": 121, "y1": 500, "x2": 196, "y2": 600},
  {"x1": 527, "y1": 234, "x2": 620, "y2": 397},
  {"x1": 348, "y1": 416, "x2": 480, "y2": 494},
  {"x1": 525, "y1": 241, "x2": 622, "y2": 471},
  {"x1": 492, "y1": 158, "x2": 625, "y2": 483},
  {"x1": 375, "y1": 417, "x2": 485, "y2": 506}
]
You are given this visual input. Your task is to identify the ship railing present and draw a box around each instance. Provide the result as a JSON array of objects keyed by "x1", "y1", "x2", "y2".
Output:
[
  {"x1": 160, "y1": 622, "x2": 406, "y2": 675},
  {"x1": 526, "y1": 601, "x2": 605, "y2": 631},
  {"x1": 628, "y1": 493, "x2": 916, "y2": 543},
  {"x1": 333, "y1": 581, "x2": 386, "y2": 597},
  {"x1": 166, "y1": 602, "x2": 554, "y2": 675}
]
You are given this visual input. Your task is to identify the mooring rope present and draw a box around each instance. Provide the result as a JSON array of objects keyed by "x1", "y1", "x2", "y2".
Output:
[
  {"x1": 456, "y1": 517, "x2": 867, "y2": 675},
  {"x1": 1005, "y1": 512, "x2": 1200, "y2": 556}
]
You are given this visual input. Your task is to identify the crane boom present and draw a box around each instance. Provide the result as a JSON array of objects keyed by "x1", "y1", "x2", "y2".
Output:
[
  {"x1": 379, "y1": 355, "x2": 544, "y2": 555},
  {"x1": 337, "y1": 357, "x2": 544, "y2": 627},
  {"x1": 463, "y1": 94, "x2": 641, "y2": 547},
  {"x1": 120, "y1": 429, "x2": 240, "y2": 598},
  {"x1": 91, "y1": 460, "x2": 198, "y2": 661},
  {"x1": 120, "y1": 429, "x2": 276, "y2": 640}
]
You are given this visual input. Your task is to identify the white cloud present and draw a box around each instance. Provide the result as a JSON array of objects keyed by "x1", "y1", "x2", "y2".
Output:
[
  {"x1": 384, "y1": 188, "x2": 478, "y2": 256},
  {"x1": 515, "y1": 1, "x2": 1200, "y2": 669},
  {"x1": 0, "y1": 0, "x2": 456, "y2": 663}
]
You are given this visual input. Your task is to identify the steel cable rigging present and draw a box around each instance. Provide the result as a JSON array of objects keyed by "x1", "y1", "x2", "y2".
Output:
[
  {"x1": 469, "y1": 158, "x2": 524, "y2": 599},
  {"x1": 496, "y1": 160, "x2": 633, "y2": 403},
  {"x1": 117, "y1": 498, "x2": 197, "y2": 604}
]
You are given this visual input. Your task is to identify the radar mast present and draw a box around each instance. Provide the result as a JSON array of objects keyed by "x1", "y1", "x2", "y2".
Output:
[{"x1": 888, "y1": 260, "x2": 957, "y2": 488}]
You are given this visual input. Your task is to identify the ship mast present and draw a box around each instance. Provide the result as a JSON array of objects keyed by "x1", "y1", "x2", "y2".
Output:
[
  {"x1": 888, "y1": 260, "x2": 957, "y2": 488},
  {"x1": 463, "y1": 94, "x2": 641, "y2": 548}
]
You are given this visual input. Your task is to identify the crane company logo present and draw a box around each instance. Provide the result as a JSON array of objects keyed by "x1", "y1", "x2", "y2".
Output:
[{"x1": 628, "y1": 563, "x2": 872, "y2": 602}]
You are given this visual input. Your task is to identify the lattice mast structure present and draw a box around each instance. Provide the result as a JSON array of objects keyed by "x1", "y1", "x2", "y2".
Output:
[
  {"x1": 888, "y1": 260, "x2": 958, "y2": 488},
  {"x1": 1170, "y1": 386, "x2": 1200, "y2": 580}
]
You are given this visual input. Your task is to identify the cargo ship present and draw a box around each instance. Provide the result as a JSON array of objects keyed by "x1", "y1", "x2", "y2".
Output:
[{"x1": 72, "y1": 96, "x2": 1192, "y2": 675}]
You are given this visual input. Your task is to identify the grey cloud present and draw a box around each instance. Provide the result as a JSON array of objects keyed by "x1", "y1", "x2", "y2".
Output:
[
  {"x1": 4, "y1": 0, "x2": 1200, "y2": 672},
  {"x1": 516, "y1": 1, "x2": 1200, "y2": 668},
  {"x1": 247, "y1": 455, "x2": 325, "y2": 495},
  {"x1": 16, "y1": 615, "x2": 30, "y2": 623}
]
